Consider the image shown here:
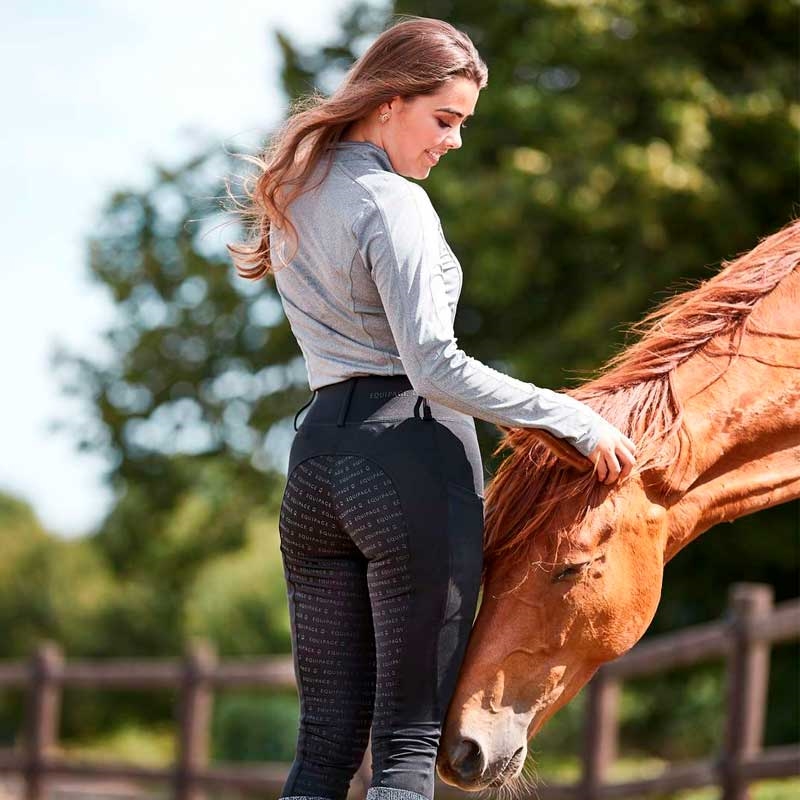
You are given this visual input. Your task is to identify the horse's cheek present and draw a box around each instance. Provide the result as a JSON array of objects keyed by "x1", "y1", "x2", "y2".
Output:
[{"x1": 605, "y1": 546, "x2": 663, "y2": 655}]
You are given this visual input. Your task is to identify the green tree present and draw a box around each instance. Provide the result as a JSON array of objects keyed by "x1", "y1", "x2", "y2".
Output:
[
  {"x1": 50, "y1": 2, "x2": 395, "y2": 652},
  {"x1": 46, "y1": 0, "x2": 797, "y2": 752},
  {"x1": 50, "y1": 156, "x2": 295, "y2": 648},
  {"x1": 184, "y1": 510, "x2": 292, "y2": 656}
]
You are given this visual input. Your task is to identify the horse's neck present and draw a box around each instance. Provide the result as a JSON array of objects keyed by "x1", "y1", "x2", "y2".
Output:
[{"x1": 663, "y1": 268, "x2": 800, "y2": 561}]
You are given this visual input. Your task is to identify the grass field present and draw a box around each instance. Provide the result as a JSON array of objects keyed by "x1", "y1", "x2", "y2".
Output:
[
  {"x1": 531, "y1": 752, "x2": 799, "y2": 799},
  {"x1": 54, "y1": 724, "x2": 800, "y2": 800}
]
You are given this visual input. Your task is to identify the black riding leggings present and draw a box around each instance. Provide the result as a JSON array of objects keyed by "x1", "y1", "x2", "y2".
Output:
[{"x1": 278, "y1": 375, "x2": 485, "y2": 800}]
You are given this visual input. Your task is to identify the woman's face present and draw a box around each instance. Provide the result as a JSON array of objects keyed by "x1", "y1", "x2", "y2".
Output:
[{"x1": 380, "y1": 77, "x2": 480, "y2": 179}]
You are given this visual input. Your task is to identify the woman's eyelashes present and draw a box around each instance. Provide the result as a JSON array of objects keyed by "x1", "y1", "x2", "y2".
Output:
[{"x1": 436, "y1": 118, "x2": 468, "y2": 130}]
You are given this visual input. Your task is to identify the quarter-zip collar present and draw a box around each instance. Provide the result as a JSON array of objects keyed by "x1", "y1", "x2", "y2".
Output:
[{"x1": 329, "y1": 139, "x2": 396, "y2": 174}]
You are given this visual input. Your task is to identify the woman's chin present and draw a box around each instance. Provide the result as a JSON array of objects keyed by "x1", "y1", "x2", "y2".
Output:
[{"x1": 401, "y1": 166, "x2": 431, "y2": 180}]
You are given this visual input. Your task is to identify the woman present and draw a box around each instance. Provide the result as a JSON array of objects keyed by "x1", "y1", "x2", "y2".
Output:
[{"x1": 227, "y1": 15, "x2": 636, "y2": 800}]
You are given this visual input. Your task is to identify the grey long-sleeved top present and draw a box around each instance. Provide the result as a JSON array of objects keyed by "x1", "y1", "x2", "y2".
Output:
[{"x1": 271, "y1": 139, "x2": 610, "y2": 457}]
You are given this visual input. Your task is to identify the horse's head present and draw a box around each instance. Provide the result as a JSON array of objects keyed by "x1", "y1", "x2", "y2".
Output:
[
  {"x1": 435, "y1": 218, "x2": 800, "y2": 789},
  {"x1": 437, "y1": 448, "x2": 670, "y2": 790}
]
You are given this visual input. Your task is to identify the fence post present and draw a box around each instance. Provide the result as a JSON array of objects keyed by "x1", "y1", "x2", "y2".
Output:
[
  {"x1": 580, "y1": 669, "x2": 620, "y2": 800},
  {"x1": 175, "y1": 640, "x2": 217, "y2": 800},
  {"x1": 720, "y1": 583, "x2": 773, "y2": 800},
  {"x1": 24, "y1": 641, "x2": 63, "y2": 800}
]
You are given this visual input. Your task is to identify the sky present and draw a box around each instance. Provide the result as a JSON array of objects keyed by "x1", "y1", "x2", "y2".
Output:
[{"x1": 0, "y1": 1, "x2": 380, "y2": 538}]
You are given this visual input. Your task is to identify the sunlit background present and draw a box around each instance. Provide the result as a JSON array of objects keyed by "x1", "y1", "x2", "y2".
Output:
[
  {"x1": 1, "y1": 0, "x2": 369, "y2": 537},
  {"x1": 0, "y1": 2, "x2": 796, "y2": 798}
]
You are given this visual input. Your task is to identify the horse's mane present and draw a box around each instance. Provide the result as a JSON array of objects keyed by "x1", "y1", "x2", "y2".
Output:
[{"x1": 482, "y1": 217, "x2": 800, "y2": 579}]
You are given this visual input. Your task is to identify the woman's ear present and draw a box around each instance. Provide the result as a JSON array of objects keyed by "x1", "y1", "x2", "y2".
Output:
[{"x1": 386, "y1": 94, "x2": 409, "y2": 115}]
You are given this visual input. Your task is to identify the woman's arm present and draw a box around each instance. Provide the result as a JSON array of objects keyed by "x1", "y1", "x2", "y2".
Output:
[{"x1": 352, "y1": 175, "x2": 613, "y2": 459}]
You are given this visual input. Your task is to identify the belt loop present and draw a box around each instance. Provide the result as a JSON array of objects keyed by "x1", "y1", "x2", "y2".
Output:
[
  {"x1": 293, "y1": 389, "x2": 317, "y2": 431},
  {"x1": 336, "y1": 377, "x2": 358, "y2": 427},
  {"x1": 414, "y1": 395, "x2": 434, "y2": 421}
]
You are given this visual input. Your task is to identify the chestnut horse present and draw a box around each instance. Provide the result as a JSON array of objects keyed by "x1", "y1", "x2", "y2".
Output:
[{"x1": 436, "y1": 218, "x2": 800, "y2": 790}]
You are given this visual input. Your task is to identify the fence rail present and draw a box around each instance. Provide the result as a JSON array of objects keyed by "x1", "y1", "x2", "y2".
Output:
[{"x1": 0, "y1": 582, "x2": 797, "y2": 800}]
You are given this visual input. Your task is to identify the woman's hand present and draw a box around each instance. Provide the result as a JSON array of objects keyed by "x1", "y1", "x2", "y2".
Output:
[{"x1": 587, "y1": 426, "x2": 637, "y2": 484}]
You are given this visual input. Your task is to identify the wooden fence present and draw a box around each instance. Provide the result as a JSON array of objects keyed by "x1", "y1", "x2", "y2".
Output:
[{"x1": 0, "y1": 582, "x2": 797, "y2": 800}]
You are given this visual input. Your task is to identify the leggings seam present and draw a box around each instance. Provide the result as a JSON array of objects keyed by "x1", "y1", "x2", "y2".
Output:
[{"x1": 429, "y1": 421, "x2": 451, "y2": 721}]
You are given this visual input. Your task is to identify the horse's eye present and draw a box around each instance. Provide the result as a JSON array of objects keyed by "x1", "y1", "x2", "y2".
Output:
[{"x1": 553, "y1": 561, "x2": 590, "y2": 583}]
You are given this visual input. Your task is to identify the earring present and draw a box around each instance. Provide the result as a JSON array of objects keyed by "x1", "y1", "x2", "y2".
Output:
[{"x1": 379, "y1": 112, "x2": 390, "y2": 123}]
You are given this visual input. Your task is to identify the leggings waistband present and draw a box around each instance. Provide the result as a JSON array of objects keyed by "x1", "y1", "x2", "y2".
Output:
[{"x1": 294, "y1": 375, "x2": 472, "y2": 430}]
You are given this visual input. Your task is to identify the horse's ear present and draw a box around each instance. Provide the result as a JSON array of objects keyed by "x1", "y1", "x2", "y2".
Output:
[{"x1": 527, "y1": 429, "x2": 594, "y2": 472}]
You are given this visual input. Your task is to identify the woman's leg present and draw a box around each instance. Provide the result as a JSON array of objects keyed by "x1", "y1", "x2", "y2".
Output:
[
  {"x1": 330, "y1": 450, "x2": 484, "y2": 800},
  {"x1": 278, "y1": 454, "x2": 376, "y2": 800}
]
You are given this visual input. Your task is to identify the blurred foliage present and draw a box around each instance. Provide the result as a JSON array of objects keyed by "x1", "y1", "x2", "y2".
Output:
[
  {"x1": 212, "y1": 692, "x2": 299, "y2": 762},
  {"x1": 0, "y1": 0, "x2": 794, "y2": 766},
  {"x1": 0, "y1": 494, "x2": 116, "y2": 661},
  {"x1": 656, "y1": 503, "x2": 800, "y2": 747},
  {"x1": 620, "y1": 665, "x2": 726, "y2": 760},
  {"x1": 185, "y1": 510, "x2": 292, "y2": 656}
]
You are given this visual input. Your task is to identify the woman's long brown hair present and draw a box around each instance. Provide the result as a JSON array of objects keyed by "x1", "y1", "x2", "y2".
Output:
[{"x1": 225, "y1": 15, "x2": 488, "y2": 281}]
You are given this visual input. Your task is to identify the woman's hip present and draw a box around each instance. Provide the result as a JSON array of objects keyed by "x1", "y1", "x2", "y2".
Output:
[{"x1": 291, "y1": 375, "x2": 484, "y2": 499}]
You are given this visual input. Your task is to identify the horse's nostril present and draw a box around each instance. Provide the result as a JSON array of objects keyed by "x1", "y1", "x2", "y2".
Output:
[{"x1": 450, "y1": 736, "x2": 486, "y2": 781}]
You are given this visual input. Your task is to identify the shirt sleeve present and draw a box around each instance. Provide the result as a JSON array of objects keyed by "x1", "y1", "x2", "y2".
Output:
[{"x1": 351, "y1": 176, "x2": 611, "y2": 458}]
